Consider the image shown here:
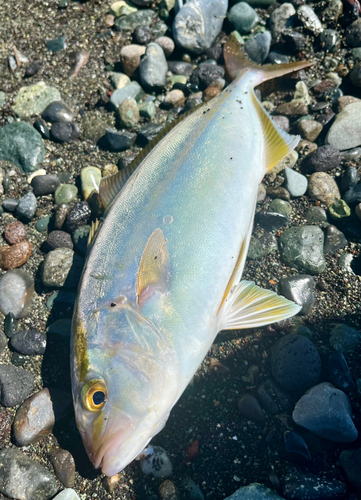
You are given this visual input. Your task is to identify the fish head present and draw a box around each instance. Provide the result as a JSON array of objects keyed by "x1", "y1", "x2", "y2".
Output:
[{"x1": 71, "y1": 296, "x2": 177, "y2": 477}]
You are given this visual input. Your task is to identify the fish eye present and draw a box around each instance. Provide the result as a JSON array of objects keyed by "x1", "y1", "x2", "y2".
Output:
[{"x1": 81, "y1": 379, "x2": 107, "y2": 412}]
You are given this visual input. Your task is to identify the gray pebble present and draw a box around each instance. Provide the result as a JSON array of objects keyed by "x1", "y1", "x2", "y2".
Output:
[
  {"x1": 297, "y1": 5, "x2": 323, "y2": 35},
  {"x1": 307, "y1": 172, "x2": 340, "y2": 206},
  {"x1": 0, "y1": 330, "x2": 7, "y2": 353},
  {"x1": 41, "y1": 248, "x2": 84, "y2": 288},
  {"x1": 326, "y1": 101, "x2": 361, "y2": 150},
  {"x1": 0, "y1": 364, "x2": 35, "y2": 407},
  {"x1": 49, "y1": 448, "x2": 76, "y2": 488},
  {"x1": 279, "y1": 275, "x2": 314, "y2": 315},
  {"x1": 53, "y1": 490, "x2": 80, "y2": 500},
  {"x1": 305, "y1": 145, "x2": 341, "y2": 172},
  {"x1": 283, "y1": 167, "x2": 308, "y2": 197},
  {"x1": 244, "y1": 31, "x2": 272, "y2": 64},
  {"x1": 269, "y1": 3, "x2": 296, "y2": 40},
  {"x1": 0, "y1": 122, "x2": 45, "y2": 173},
  {"x1": 305, "y1": 206, "x2": 327, "y2": 224},
  {"x1": 247, "y1": 233, "x2": 278, "y2": 260},
  {"x1": 140, "y1": 446, "x2": 173, "y2": 478},
  {"x1": 324, "y1": 225, "x2": 347, "y2": 253},
  {"x1": 10, "y1": 329, "x2": 46, "y2": 355},
  {"x1": 279, "y1": 225, "x2": 326, "y2": 274},
  {"x1": 2, "y1": 198, "x2": 19, "y2": 212},
  {"x1": 228, "y1": 2, "x2": 259, "y2": 35},
  {"x1": 329, "y1": 323, "x2": 361, "y2": 352},
  {"x1": 31, "y1": 174, "x2": 60, "y2": 196},
  {"x1": 110, "y1": 81, "x2": 145, "y2": 110},
  {"x1": 47, "y1": 230, "x2": 73, "y2": 250},
  {"x1": 139, "y1": 43, "x2": 168, "y2": 89},
  {"x1": 106, "y1": 129, "x2": 137, "y2": 152},
  {"x1": 41, "y1": 101, "x2": 74, "y2": 123},
  {"x1": 0, "y1": 269, "x2": 34, "y2": 319},
  {"x1": 51, "y1": 122, "x2": 80, "y2": 143},
  {"x1": 15, "y1": 191, "x2": 37, "y2": 222}
]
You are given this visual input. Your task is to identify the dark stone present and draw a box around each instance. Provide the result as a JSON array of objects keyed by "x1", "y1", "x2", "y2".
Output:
[
  {"x1": 346, "y1": 18, "x2": 361, "y2": 47},
  {"x1": 320, "y1": 29, "x2": 340, "y2": 52},
  {"x1": 12, "y1": 352, "x2": 27, "y2": 366},
  {"x1": 306, "y1": 145, "x2": 341, "y2": 172},
  {"x1": 257, "y1": 379, "x2": 294, "y2": 415},
  {"x1": 49, "y1": 447, "x2": 76, "y2": 488},
  {"x1": 66, "y1": 201, "x2": 92, "y2": 232},
  {"x1": 72, "y1": 225, "x2": 90, "y2": 256},
  {"x1": 316, "y1": 112, "x2": 335, "y2": 127},
  {"x1": 237, "y1": 394, "x2": 264, "y2": 422},
  {"x1": 255, "y1": 211, "x2": 289, "y2": 231},
  {"x1": 4, "y1": 313, "x2": 17, "y2": 338},
  {"x1": 105, "y1": 129, "x2": 137, "y2": 152},
  {"x1": 271, "y1": 334, "x2": 321, "y2": 393},
  {"x1": 137, "y1": 123, "x2": 164, "y2": 146},
  {"x1": 244, "y1": 31, "x2": 272, "y2": 65},
  {"x1": 283, "y1": 31, "x2": 307, "y2": 51},
  {"x1": 47, "y1": 230, "x2": 74, "y2": 250},
  {"x1": 279, "y1": 275, "x2": 314, "y2": 315},
  {"x1": 324, "y1": 225, "x2": 347, "y2": 253},
  {"x1": 328, "y1": 352, "x2": 355, "y2": 393},
  {"x1": 324, "y1": 87, "x2": 343, "y2": 104},
  {"x1": 167, "y1": 61, "x2": 193, "y2": 77},
  {"x1": 340, "y1": 167, "x2": 360, "y2": 193},
  {"x1": 266, "y1": 186, "x2": 290, "y2": 200},
  {"x1": 284, "y1": 431, "x2": 311, "y2": 461},
  {"x1": 282, "y1": 470, "x2": 347, "y2": 500},
  {"x1": 31, "y1": 174, "x2": 60, "y2": 196},
  {"x1": 268, "y1": 52, "x2": 290, "y2": 64},
  {"x1": 205, "y1": 41, "x2": 223, "y2": 61},
  {"x1": 190, "y1": 64, "x2": 225, "y2": 89},
  {"x1": 133, "y1": 25, "x2": 153, "y2": 44},
  {"x1": 340, "y1": 448, "x2": 361, "y2": 491},
  {"x1": 50, "y1": 122, "x2": 80, "y2": 143},
  {"x1": 41, "y1": 101, "x2": 74, "y2": 123},
  {"x1": 343, "y1": 183, "x2": 361, "y2": 205},
  {"x1": 33, "y1": 119, "x2": 51, "y2": 139},
  {"x1": 350, "y1": 64, "x2": 361, "y2": 87},
  {"x1": 0, "y1": 364, "x2": 35, "y2": 406},
  {"x1": 10, "y1": 329, "x2": 46, "y2": 355},
  {"x1": 24, "y1": 60, "x2": 42, "y2": 78},
  {"x1": 2, "y1": 199, "x2": 18, "y2": 212},
  {"x1": 15, "y1": 191, "x2": 37, "y2": 222},
  {"x1": 118, "y1": 152, "x2": 139, "y2": 170},
  {"x1": 45, "y1": 34, "x2": 66, "y2": 52}
]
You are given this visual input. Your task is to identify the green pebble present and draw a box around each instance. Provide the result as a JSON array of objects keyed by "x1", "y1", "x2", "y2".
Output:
[
  {"x1": 170, "y1": 75, "x2": 188, "y2": 86},
  {"x1": 12, "y1": 352, "x2": 27, "y2": 366},
  {"x1": 230, "y1": 31, "x2": 245, "y2": 44},
  {"x1": 0, "y1": 122, "x2": 45, "y2": 173},
  {"x1": 46, "y1": 291, "x2": 59, "y2": 309},
  {"x1": 12, "y1": 81, "x2": 61, "y2": 119},
  {"x1": 329, "y1": 199, "x2": 351, "y2": 219},
  {"x1": 138, "y1": 101, "x2": 156, "y2": 119},
  {"x1": 269, "y1": 199, "x2": 293, "y2": 216},
  {"x1": 58, "y1": 0, "x2": 69, "y2": 8},
  {"x1": 54, "y1": 184, "x2": 78, "y2": 205},
  {"x1": 114, "y1": 9, "x2": 154, "y2": 31},
  {"x1": 247, "y1": 233, "x2": 278, "y2": 260},
  {"x1": 35, "y1": 215, "x2": 51, "y2": 233},
  {"x1": 81, "y1": 167, "x2": 101, "y2": 201},
  {"x1": 117, "y1": 98, "x2": 140, "y2": 128},
  {"x1": 4, "y1": 312, "x2": 17, "y2": 338}
]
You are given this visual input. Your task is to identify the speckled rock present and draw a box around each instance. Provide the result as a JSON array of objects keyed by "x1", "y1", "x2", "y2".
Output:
[
  {"x1": 326, "y1": 102, "x2": 361, "y2": 150},
  {"x1": 298, "y1": 120, "x2": 323, "y2": 142},
  {"x1": 10, "y1": 328, "x2": 46, "y2": 355},
  {"x1": 52, "y1": 490, "x2": 80, "y2": 500},
  {"x1": 4, "y1": 221, "x2": 26, "y2": 245},
  {"x1": 0, "y1": 122, "x2": 45, "y2": 173},
  {"x1": 305, "y1": 145, "x2": 341, "y2": 172},
  {"x1": 114, "y1": 9, "x2": 154, "y2": 32},
  {"x1": 117, "y1": 98, "x2": 140, "y2": 127},
  {"x1": 139, "y1": 43, "x2": 168, "y2": 89},
  {"x1": 292, "y1": 382, "x2": 358, "y2": 442},
  {"x1": 297, "y1": 5, "x2": 323, "y2": 35},
  {"x1": 15, "y1": 191, "x2": 37, "y2": 222},
  {"x1": 13, "y1": 388, "x2": 54, "y2": 446},
  {"x1": 0, "y1": 447, "x2": 58, "y2": 499},
  {"x1": 224, "y1": 483, "x2": 284, "y2": 499},
  {"x1": 51, "y1": 122, "x2": 80, "y2": 143},
  {"x1": 31, "y1": 174, "x2": 60, "y2": 196},
  {"x1": 271, "y1": 334, "x2": 321, "y2": 393},
  {"x1": 282, "y1": 470, "x2": 347, "y2": 500},
  {"x1": 66, "y1": 202, "x2": 92, "y2": 232},
  {"x1": 41, "y1": 248, "x2": 84, "y2": 288},
  {"x1": 329, "y1": 323, "x2": 361, "y2": 352},
  {"x1": 12, "y1": 81, "x2": 61, "y2": 119},
  {"x1": 190, "y1": 64, "x2": 225, "y2": 89},
  {"x1": 0, "y1": 364, "x2": 35, "y2": 407},
  {"x1": 0, "y1": 269, "x2": 34, "y2": 319},
  {"x1": 0, "y1": 241, "x2": 33, "y2": 270},
  {"x1": 307, "y1": 172, "x2": 340, "y2": 206},
  {"x1": 279, "y1": 226, "x2": 326, "y2": 274},
  {"x1": 269, "y1": 3, "x2": 296, "y2": 40},
  {"x1": 49, "y1": 448, "x2": 76, "y2": 488},
  {"x1": 159, "y1": 480, "x2": 180, "y2": 500},
  {"x1": 247, "y1": 233, "x2": 278, "y2": 260},
  {"x1": 140, "y1": 446, "x2": 173, "y2": 478}
]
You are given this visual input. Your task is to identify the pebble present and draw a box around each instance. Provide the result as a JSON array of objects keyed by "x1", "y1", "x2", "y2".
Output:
[
  {"x1": 12, "y1": 81, "x2": 61, "y2": 119},
  {"x1": 0, "y1": 122, "x2": 45, "y2": 173},
  {"x1": 345, "y1": 18, "x2": 361, "y2": 47},
  {"x1": 110, "y1": 81, "x2": 144, "y2": 110},
  {"x1": 45, "y1": 34, "x2": 66, "y2": 52},
  {"x1": 34, "y1": 118, "x2": 51, "y2": 140},
  {"x1": 164, "y1": 89, "x2": 185, "y2": 108},
  {"x1": 41, "y1": 248, "x2": 84, "y2": 288},
  {"x1": 54, "y1": 184, "x2": 78, "y2": 205},
  {"x1": 53, "y1": 490, "x2": 80, "y2": 500},
  {"x1": 168, "y1": 61, "x2": 193, "y2": 77},
  {"x1": 237, "y1": 394, "x2": 264, "y2": 421},
  {"x1": 338, "y1": 95, "x2": 361, "y2": 111},
  {"x1": 329, "y1": 323, "x2": 361, "y2": 352},
  {"x1": 41, "y1": 101, "x2": 73, "y2": 123},
  {"x1": 305, "y1": 206, "x2": 327, "y2": 224},
  {"x1": 328, "y1": 199, "x2": 351, "y2": 219},
  {"x1": 49, "y1": 448, "x2": 76, "y2": 488},
  {"x1": 269, "y1": 199, "x2": 292, "y2": 216},
  {"x1": 0, "y1": 330, "x2": 7, "y2": 353},
  {"x1": 305, "y1": 145, "x2": 340, "y2": 172},
  {"x1": 244, "y1": 31, "x2": 272, "y2": 65},
  {"x1": 283, "y1": 168, "x2": 308, "y2": 197},
  {"x1": 110, "y1": 0, "x2": 137, "y2": 17},
  {"x1": 271, "y1": 151, "x2": 298, "y2": 181},
  {"x1": 307, "y1": 172, "x2": 340, "y2": 206},
  {"x1": 140, "y1": 446, "x2": 173, "y2": 478},
  {"x1": 284, "y1": 430, "x2": 311, "y2": 462},
  {"x1": 139, "y1": 42, "x2": 168, "y2": 89},
  {"x1": 272, "y1": 116, "x2": 290, "y2": 132},
  {"x1": 271, "y1": 334, "x2": 321, "y2": 393},
  {"x1": 15, "y1": 191, "x2": 37, "y2": 222},
  {"x1": 247, "y1": 233, "x2": 278, "y2": 260},
  {"x1": 279, "y1": 275, "x2": 314, "y2": 315},
  {"x1": 268, "y1": 52, "x2": 290, "y2": 64},
  {"x1": 72, "y1": 225, "x2": 90, "y2": 256},
  {"x1": 138, "y1": 123, "x2": 164, "y2": 145},
  {"x1": 25, "y1": 60, "x2": 42, "y2": 78},
  {"x1": 326, "y1": 101, "x2": 361, "y2": 150},
  {"x1": 276, "y1": 102, "x2": 308, "y2": 116},
  {"x1": 80, "y1": 166, "x2": 101, "y2": 201},
  {"x1": 293, "y1": 81, "x2": 312, "y2": 106},
  {"x1": 10, "y1": 328, "x2": 46, "y2": 355},
  {"x1": 228, "y1": 2, "x2": 259, "y2": 35},
  {"x1": 31, "y1": 174, "x2": 60, "y2": 196},
  {"x1": 13, "y1": 388, "x2": 54, "y2": 446},
  {"x1": 155, "y1": 37, "x2": 175, "y2": 58},
  {"x1": 46, "y1": 231, "x2": 73, "y2": 251},
  {"x1": 298, "y1": 120, "x2": 323, "y2": 142},
  {"x1": 292, "y1": 382, "x2": 358, "y2": 442},
  {"x1": 190, "y1": 64, "x2": 225, "y2": 89},
  {"x1": 298, "y1": 5, "x2": 323, "y2": 35},
  {"x1": 114, "y1": 9, "x2": 154, "y2": 32},
  {"x1": 282, "y1": 470, "x2": 347, "y2": 500},
  {"x1": 0, "y1": 364, "x2": 35, "y2": 406},
  {"x1": 4, "y1": 221, "x2": 26, "y2": 245},
  {"x1": 68, "y1": 50, "x2": 89, "y2": 78},
  {"x1": 66, "y1": 202, "x2": 91, "y2": 232},
  {"x1": 0, "y1": 270, "x2": 34, "y2": 319},
  {"x1": 36, "y1": 216, "x2": 51, "y2": 233},
  {"x1": 51, "y1": 122, "x2": 80, "y2": 143},
  {"x1": 329, "y1": 352, "x2": 355, "y2": 393},
  {"x1": 320, "y1": 29, "x2": 340, "y2": 52},
  {"x1": 134, "y1": 25, "x2": 152, "y2": 45},
  {"x1": 138, "y1": 100, "x2": 156, "y2": 119},
  {"x1": 173, "y1": 0, "x2": 228, "y2": 53},
  {"x1": 343, "y1": 183, "x2": 361, "y2": 205},
  {"x1": 120, "y1": 44, "x2": 146, "y2": 76},
  {"x1": 224, "y1": 483, "x2": 284, "y2": 500},
  {"x1": 266, "y1": 186, "x2": 290, "y2": 201},
  {"x1": 340, "y1": 449, "x2": 361, "y2": 491},
  {"x1": 0, "y1": 241, "x2": 33, "y2": 270},
  {"x1": 3, "y1": 199, "x2": 18, "y2": 212},
  {"x1": 323, "y1": 225, "x2": 347, "y2": 253},
  {"x1": 159, "y1": 480, "x2": 180, "y2": 500},
  {"x1": 270, "y1": 3, "x2": 296, "y2": 40},
  {"x1": 340, "y1": 166, "x2": 359, "y2": 193},
  {"x1": 109, "y1": 72, "x2": 130, "y2": 90},
  {"x1": 106, "y1": 129, "x2": 137, "y2": 152},
  {"x1": 279, "y1": 225, "x2": 326, "y2": 274},
  {"x1": 324, "y1": 86, "x2": 343, "y2": 104},
  {"x1": 255, "y1": 211, "x2": 289, "y2": 231},
  {"x1": 117, "y1": 98, "x2": 140, "y2": 127}
]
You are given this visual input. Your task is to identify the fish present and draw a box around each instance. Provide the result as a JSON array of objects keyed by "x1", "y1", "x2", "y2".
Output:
[{"x1": 71, "y1": 34, "x2": 312, "y2": 477}]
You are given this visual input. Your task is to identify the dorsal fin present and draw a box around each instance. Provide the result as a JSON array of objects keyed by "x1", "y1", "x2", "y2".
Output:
[
  {"x1": 137, "y1": 228, "x2": 171, "y2": 308},
  {"x1": 98, "y1": 104, "x2": 204, "y2": 212},
  {"x1": 87, "y1": 218, "x2": 100, "y2": 247}
]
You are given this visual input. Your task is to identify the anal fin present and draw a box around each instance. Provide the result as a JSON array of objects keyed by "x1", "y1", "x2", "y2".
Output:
[{"x1": 217, "y1": 281, "x2": 301, "y2": 331}]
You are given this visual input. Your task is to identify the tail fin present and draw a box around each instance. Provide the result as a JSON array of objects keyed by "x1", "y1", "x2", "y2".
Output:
[{"x1": 224, "y1": 33, "x2": 314, "y2": 84}]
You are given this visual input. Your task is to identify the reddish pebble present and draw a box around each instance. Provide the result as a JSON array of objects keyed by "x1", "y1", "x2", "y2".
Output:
[
  {"x1": 184, "y1": 440, "x2": 199, "y2": 462},
  {"x1": 0, "y1": 241, "x2": 33, "y2": 270},
  {"x1": 4, "y1": 221, "x2": 26, "y2": 245}
]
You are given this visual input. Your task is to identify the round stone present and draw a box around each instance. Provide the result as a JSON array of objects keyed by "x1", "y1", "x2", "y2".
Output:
[
  {"x1": 0, "y1": 364, "x2": 35, "y2": 407},
  {"x1": 0, "y1": 241, "x2": 33, "y2": 270},
  {"x1": 120, "y1": 44, "x2": 146, "y2": 76},
  {"x1": 117, "y1": 98, "x2": 140, "y2": 128},
  {"x1": 51, "y1": 122, "x2": 80, "y2": 143},
  {"x1": 164, "y1": 89, "x2": 185, "y2": 108},
  {"x1": 47, "y1": 231, "x2": 73, "y2": 250},
  {"x1": 329, "y1": 323, "x2": 361, "y2": 352},
  {"x1": 52, "y1": 489, "x2": 80, "y2": 500},
  {"x1": 54, "y1": 184, "x2": 78, "y2": 205},
  {"x1": 244, "y1": 31, "x2": 271, "y2": 65},
  {"x1": 50, "y1": 448, "x2": 76, "y2": 488},
  {"x1": 41, "y1": 101, "x2": 74, "y2": 123},
  {"x1": 237, "y1": 394, "x2": 264, "y2": 421},
  {"x1": 298, "y1": 119, "x2": 323, "y2": 142},
  {"x1": 283, "y1": 168, "x2": 308, "y2": 197},
  {"x1": 0, "y1": 269, "x2": 34, "y2": 318},
  {"x1": 279, "y1": 225, "x2": 326, "y2": 274},
  {"x1": 270, "y1": 3, "x2": 296, "y2": 40},
  {"x1": 0, "y1": 122, "x2": 45, "y2": 173},
  {"x1": 306, "y1": 145, "x2": 341, "y2": 172},
  {"x1": 41, "y1": 248, "x2": 84, "y2": 288},
  {"x1": 35, "y1": 216, "x2": 51, "y2": 233},
  {"x1": 155, "y1": 37, "x2": 175, "y2": 58},
  {"x1": 4, "y1": 221, "x2": 26, "y2": 245},
  {"x1": 228, "y1": 2, "x2": 259, "y2": 34},
  {"x1": 269, "y1": 199, "x2": 292, "y2": 216},
  {"x1": 139, "y1": 42, "x2": 168, "y2": 89},
  {"x1": 308, "y1": 172, "x2": 340, "y2": 206},
  {"x1": 66, "y1": 202, "x2": 91, "y2": 232},
  {"x1": 133, "y1": 25, "x2": 152, "y2": 44},
  {"x1": 10, "y1": 328, "x2": 46, "y2": 355},
  {"x1": 326, "y1": 101, "x2": 361, "y2": 150},
  {"x1": 12, "y1": 81, "x2": 61, "y2": 119},
  {"x1": 80, "y1": 167, "x2": 101, "y2": 201},
  {"x1": 15, "y1": 191, "x2": 37, "y2": 222},
  {"x1": 31, "y1": 174, "x2": 60, "y2": 196}
]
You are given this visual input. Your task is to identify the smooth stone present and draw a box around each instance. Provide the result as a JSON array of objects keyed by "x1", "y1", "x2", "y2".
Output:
[
  {"x1": 292, "y1": 382, "x2": 358, "y2": 442},
  {"x1": 139, "y1": 43, "x2": 168, "y2": 89},
  {"x1": 283, "y1": 168, "x2": 307, "y2": 197},
  {"x1": 0, "y1": 241, "x2": 32, "y2": 270},
  {"x1": 140, "y1": 446, "x2": 173, "y2": 478},
  {"x1": 138, "y1": 100, "x2": 156, "y2": 119},
  {"x1": 284, "y1": 430, "x2": 311, "y2": 461},
  {"x1": 27, "y1": 169, "x2": 47, "y2": 184},
  {"x1": 279, "y1": 225, "x2": 326, "y2": 274},
  {"x1": 255, "y1": 211, "x2": 289, "y2": 231},
  {"x1": 2, "y1": 199, "x2": 18, "y2": 212},
  {"x1": 305, "y1": 206, "x2": 327, "y2": 224},
  {"x1": 269, "y1": 199, "x2": 292, "y2": 216},
  {"x1": 173, "y1": 0, "x2": 228, "y2": 53},
  {"x1": 168, "y1": 60, "x2": 193, "y2": 77},
  {"x1": 0, "y1": 122, "x2": 45, "y2": 173},
  {"x1": 345, "y1": 18, "x2": 361, "y2": 47},
  {"x1": 228, "y1": 2, "x2": 259, "y2": 35},
  {"x1": 343, "y1": 183, "x2": 361, "y2": 205},
  {"x1": 115, "y1": 9, "x2": 154, "y2": 31},
  {"x1": 13, "y1": 388, "x2": 54, "y2": 446},
  {"x1": 4, "y1": 313, "x2": 17, "y2": 339},
  {"x1": 11, "y1": 329, "x2": 46, "y2": 355},
  {"x1": 0, "y1": 270, "x2": 34, "y2": 319},
  {"x1": 46, "y1": 34, "x2": 66, "y2": 52},
  {"x1": 80, "y1": 167, "x2": 101, "y2": 201},
  {"x1": 329, "y1": 323, "x2": 361, "y2": 352},
  {"x1": 340, "y1": 167, "x2": 359, "y2": 193},
  {"x1": 53, "y1": 490, "x2": 80, "y2": 500},
  {"x1": 110, "y1": 81, "x2": 144, "y2": 110},
  {"x1": 224, "y1": 483, "x2": 284, "y2": 500},
  {"x1": 51, "y1": 122, "x2": 80, "y2": 143},
  {"x1": 307, "y1": 172, "x2": 340, "y2": 206},
  {"x1": 49, "y1": 449, "x2": 76, "y2": 488},
  {"x1": 324, "y1": 87, "x2": 343, "y2": 104},
  {"x1": 340, "y1": 449, "x2": 361, "y2": 491},
  {"x1": 25, "y1": 60, "x2": 42, "y2": 77},
  {"x1": 298, "y1": 5, "x2": 323, "y2": 35},
  {"x1": 269, "y1": 3, "x2": 296, "y2": 40},
  {"x1": 41, "y1": 248, "x2": 84, "y2": 288},
  {"x1": 54, "y1": 184, "x2": 78, "y2": 205},
  {"x1": 106, "y1": 129, "x2": 137, "y2": 152},
  {"x1": 12, "y1": 81, "x2": 61, "y2": 119},
  {"x1": 326, "y1": 102, "x2": 361, "y2": 150},
  {"x1": 117, "y1": 98, "x2": 140, "y2": 127},
  {"x1": 244, "y1": 31, "x2": 272, "y2": 65},
  {"x1": 279, "y1": 275, "x2": 314, "y2": 315},
  {"x1": 0, "y1": 364, "x2": 35, "y2": 407},
  {"x1": 298, "y1": 120, "x2": 323, "y2": 142},
  {"x1": 155, "y1": 37, "x2": 175, "y2": 58},
  {"x1": 266, "y1": 186, "x2": 290, "y2": 200},
  {"x1": 15, "y1": 191, "x2": 37, "y2": 221},
  {"x1": 31, "y1": 174, "x2": 60, "y2": 196},
  {"x1": 237, "y1": 394, "x2": 264, "y2": 421},
  {"x1": 164, "y1": 89, "x2": 185, "y2": 108},
  {"x1": 257, "y1": 379, "x2": 293, "y2": 415},
  {"x1": 34, "y1": 118, "x2": 51, "y2": 139},
  {"x1": 109, "y1": 72, "x2": 130, "y2": 90},
  {"x1": 329, "y1": 352, "x2": 355, "y2": 393},
  {"x1": 47, "y1": 231, "x2": 73, "y2": 251},
  {"x1": 41, "y1": 101, "x2": 73, "y2": 123},
  {"x1": 328, "y1": 199, "x2": 351, "y2": 219},
  {"x1": 247, "y1": 233, "x2": 278, "y2": 260},
  {"x1": 282, "y1": 471, "x2": 346, "y2": 500},
  {"x1": 35, "y1": 216, "x2": 51, "y2": 232},
  {"x1": 305, "y1": 145, "x2": 340, "y2": 172},
  {"x1": 66, "y1": 202, "x2": 91, "y2": 232},
  {"x1": 110, "y1": 0, "x2": 137, "y2": 17},
  {"x1": 120, "y1": 44, "x2": 146, "y2": 77},
  {"x1": 276, "y1": 101, "x2": 308, "y2": 116},
  {"x1": 271, "y1": 334, "x2": 321, "y2": 393},
  {"x1": 324, "y1": 225, "x2": 347, "y2": 253}
]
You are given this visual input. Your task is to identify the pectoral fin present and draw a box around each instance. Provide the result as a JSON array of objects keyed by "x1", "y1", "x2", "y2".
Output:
[
  {"x1": 217, "y1": 280, "x2": 301, "y2": 331},
  {"x1": 137, "y1": 228, "x2": 170, "y2": 308}
]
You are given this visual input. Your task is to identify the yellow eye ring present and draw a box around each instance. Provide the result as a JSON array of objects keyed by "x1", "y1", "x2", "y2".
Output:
[{"x1": 81, "y1": 379, "x2": 107, "y2": 412}]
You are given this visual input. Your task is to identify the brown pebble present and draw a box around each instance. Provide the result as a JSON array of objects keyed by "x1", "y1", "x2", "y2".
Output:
[
  {"x1": 102, "y1": 474, "x2": 120, "y2": 494},
  {"x1": 308, "y1": 171, "x2": 340, "y2": 206},
  {"x1": 49, "y1": 447, "x2": 76, "y2": 488},
  {"x1": 204, "y1": 83, "x2": 222, "y2": 102},
  {"x1": 4, "y1": 221, "x2": 26, "y2": 245},
  {"x1": 276, "y1": 101, "x2": 308, "y2": 116},
  {"x1": 69, "y1": 50, "x2": 89, "y2": 78},
  {"x1": 312, "y1": 79, "x2": 335, "y2": 95},
  {"x1": 266, "y1": 186, "x2": 291, "y2": 201},
  {"x1": 164, "y1": 89, "x2": 185, "y2": 108},
  {"x1": 104, "y1": 14, "x2": 115, "y2": 27},
  {"x1": 338, "y1": 95, "x2": 361, "y2": 112},
  {"x1": 158, "y1": 480, "x2": 180, "y2": 500},
  {"x1": 0, "y1": 241, "x2": 33, "y2": 270},
  {"x1": 120, "y1": 44, "x2": 146, "y2": 76},
  {"x1": 295, "y1": 140, "x2": 318, "y2": 156},
  {"x1": 237, "y1": 394, "x2": 265, "y2": 422}
]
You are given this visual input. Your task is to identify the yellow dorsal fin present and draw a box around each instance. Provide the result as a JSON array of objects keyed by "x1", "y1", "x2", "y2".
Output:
[
  {"x1": 87, "y1": 218, "x2": 100, "y2": 247},
  {"x1": 137, "y1": 228, "x2": 170, "y2": 308}
]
